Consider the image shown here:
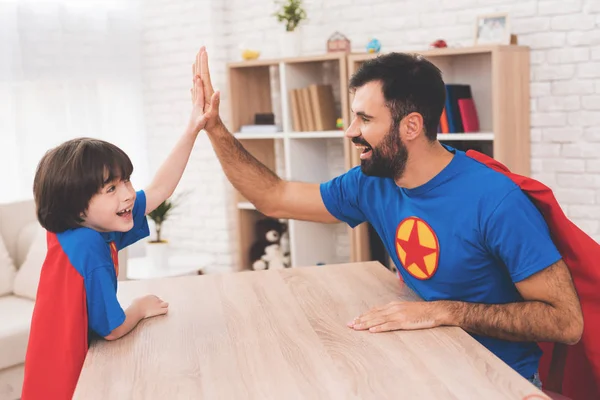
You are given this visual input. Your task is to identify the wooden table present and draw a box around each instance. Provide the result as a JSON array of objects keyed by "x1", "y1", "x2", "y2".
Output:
[{"x1": 74, "y1": 262, "x2": 549, "y2": 399}]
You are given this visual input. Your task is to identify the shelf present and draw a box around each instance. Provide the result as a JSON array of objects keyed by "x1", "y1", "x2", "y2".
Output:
[
  {"x1": 228, "y1": 46, "x2": 530, "y2": 271},
  {"x1": 237, "y1": 202, "x2": 256, "y2": 210},
  {"x1": 233, "y1": 131, "x2": 346, "y2": 140},
  {"x1": 437, "y1": 132, "x2": 493, "y2": 141},
  {"x1": 288, "y1": 130, "x2": 345, "y2": 139},
  {"x1": 234, "y1": 132, "x2": 284, "y2": 140},
  {"x1": 227, "y1": 52, "x2": 346, "y2": 68},
  {"x1": 347, "y1": 45, "x2": 529, "y2": 64},
  {"x1": 230, "y1": 131, "x2": 493, "y2": 141}
]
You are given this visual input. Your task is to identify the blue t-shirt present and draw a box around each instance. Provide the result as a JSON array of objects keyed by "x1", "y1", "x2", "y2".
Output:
[
  {"x1": 56, "y1": 190, "x2": 150, "y2": 337},
  {"x1": 320, "y1": 146, "x2": 562, "y2": 379}
]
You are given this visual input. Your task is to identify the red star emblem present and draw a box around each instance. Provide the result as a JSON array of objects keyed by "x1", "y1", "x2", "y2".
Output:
[{"x1": 395, "y1": 217, "x2": 439, "y2": 280}]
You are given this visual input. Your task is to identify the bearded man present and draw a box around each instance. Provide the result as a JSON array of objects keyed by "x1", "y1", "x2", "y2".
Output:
[{"x1": 191, "y1": 47, "x2": 583, "y2": 388}]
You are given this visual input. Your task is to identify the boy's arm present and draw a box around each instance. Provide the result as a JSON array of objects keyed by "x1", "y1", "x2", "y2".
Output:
[
  {"x1": 104, "y1": 302, "x2": 143, "y2": 341},
  {"x1": 104, "y1": 295, "x2": 169, "y2": 341},
  {"x1": 87, "y1": 266, "x2": 168, "y2": 340},
  {"x1": 144, "y1": 130, "x2": 198, "y2": 215},
  {"x1": 144, "y1": 48, "x2": 211, "y2": 215}
]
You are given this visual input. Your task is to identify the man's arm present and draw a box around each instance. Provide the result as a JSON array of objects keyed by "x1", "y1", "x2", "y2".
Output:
[
  {"x1": 350, "y1": 259, "x2": 584, "y2": 345},
  {"x1": 193, "y1": 46, "x2": 337, "y2": 223},
  {"x1": 206, "y1": 123, "x2": 338, "y2": 223},
  {"x1": 439, "y1": 259, "x2": 583, "y2": 344}
]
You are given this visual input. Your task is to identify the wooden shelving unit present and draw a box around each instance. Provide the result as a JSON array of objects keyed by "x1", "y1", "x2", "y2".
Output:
[
  {"x1": 347, "y1": 44, "x2": 531, "y2": 265},
  {"x1": 227, "y1": 52, "x2": 353, "y2": 271},
  {"x1": 227, "y1": 44, "x2": 530, "y2": 271}
]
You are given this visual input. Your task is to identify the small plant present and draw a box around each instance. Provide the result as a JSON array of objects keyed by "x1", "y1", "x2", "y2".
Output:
[
  {"x1": 147, "y1": 193, "x2": 187, "y2": 243},
  {"x1": 273, "y1": 0, "x2": 307, "y2": 32}
]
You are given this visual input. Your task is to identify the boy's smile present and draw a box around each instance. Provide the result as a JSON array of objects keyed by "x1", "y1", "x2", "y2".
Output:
[
  {"x1": 116, "y1": 206, "x2": 133, "y2": 220},
  {"x1": 81, "y1": 179, "x2": 136, "y2": 233}
]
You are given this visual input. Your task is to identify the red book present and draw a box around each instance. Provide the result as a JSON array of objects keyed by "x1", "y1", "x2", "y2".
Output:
[{"x1": 458, "y1": 98, "x2": 479, "y2": 133}]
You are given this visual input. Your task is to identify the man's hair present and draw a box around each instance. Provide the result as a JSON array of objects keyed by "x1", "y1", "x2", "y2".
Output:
[
  {"x1": 33, "y1": 137, "x2": 133, "y2": 233},
  {"x1": 349, "y1": 52, "x2": 446, "y2": 141}
]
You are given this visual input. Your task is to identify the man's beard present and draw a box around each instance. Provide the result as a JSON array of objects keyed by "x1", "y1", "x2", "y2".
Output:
[{"x1": 353, "y1": 124, "x2": 408, "y2": 180}]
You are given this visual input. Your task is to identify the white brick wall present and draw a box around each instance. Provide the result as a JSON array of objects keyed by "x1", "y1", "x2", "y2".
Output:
[
  {"x1": 141, "y1": 0, "x2": 600, "y2": 272},
  {"x1": 140, "y1": 0, "x2": 234, "y2": 273}
]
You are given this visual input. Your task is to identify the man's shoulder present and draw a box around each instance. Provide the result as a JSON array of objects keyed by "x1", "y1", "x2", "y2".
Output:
[
  {"x1": 460, "y1": 154, "x2": 520, "y2": 196},
  {"x1": 444, "y1": 152, "x2": 530, "y2": 220}
]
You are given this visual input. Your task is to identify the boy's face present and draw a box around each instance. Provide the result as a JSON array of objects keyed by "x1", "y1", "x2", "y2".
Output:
[{"x1": 81, "y1": 178, "x2": 136, "y2": 233}]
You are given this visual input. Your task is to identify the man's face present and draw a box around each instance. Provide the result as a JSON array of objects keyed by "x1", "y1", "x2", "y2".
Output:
[{"x1": 346, "y1": 81, "x2": 408, "y2": 180}]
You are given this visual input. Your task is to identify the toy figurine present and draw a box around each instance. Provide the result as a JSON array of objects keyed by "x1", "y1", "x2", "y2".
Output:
[
  {"x1": 366, "y1": 38, "x2": 381, "y2": 53},
  {"x1": 430, "y1": 39, "x2": 447, "y2": 48}
]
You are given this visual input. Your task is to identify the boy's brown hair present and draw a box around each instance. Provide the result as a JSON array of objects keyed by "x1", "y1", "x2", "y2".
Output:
[{"x1": 33, "y1": 138, "x2": 134, "y2": 233}]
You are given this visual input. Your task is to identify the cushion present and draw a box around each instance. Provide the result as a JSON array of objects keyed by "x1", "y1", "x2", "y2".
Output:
[
  {"x1": 0, "y1": 295, "x2": 34, "y2": 370},
  {"x1": 13, "y1": 226, "x2": 46, "y2": 301},
  {"x1": 0, "y1": 235, "x2": 16, "y2": 296},
  {"x1": 15, "y1": 220, "x2": 43, "y2": 268}
]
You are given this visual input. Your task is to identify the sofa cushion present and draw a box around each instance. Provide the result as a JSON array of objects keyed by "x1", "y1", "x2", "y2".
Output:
[
  {"x1": 13, "y1": 226, "x2": 46, "y2": 301},
  {"x1": 0, "y1": 235, "x2": 16, "y2": 296},
  {"x1": 0, "y1": 296, "x2": 34, "y2": 370}
]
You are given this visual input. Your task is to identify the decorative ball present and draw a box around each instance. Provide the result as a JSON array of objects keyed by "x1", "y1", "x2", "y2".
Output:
[
  {"x1": 241, "y1": 49, "x2": 260, "y2": 60},
  {"x1": 366, "y1": 38, "x2": 381, "y2": 53}
]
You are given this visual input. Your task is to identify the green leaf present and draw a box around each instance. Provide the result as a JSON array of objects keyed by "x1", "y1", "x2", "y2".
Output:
[
  {"x1": 273, "y1": 0, "x2": 306, "y2": 31},
  {"x1": 146, "y1": 191, "x2": 190, "y2": 242}
]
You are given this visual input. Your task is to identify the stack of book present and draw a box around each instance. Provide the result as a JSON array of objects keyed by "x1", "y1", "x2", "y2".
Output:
[
  {"x1": 289, "y1": 84, "x2": 337, "y2": 132},
  {"x1": 438, "y1": 84, "x2": 480, "y2": 134}
]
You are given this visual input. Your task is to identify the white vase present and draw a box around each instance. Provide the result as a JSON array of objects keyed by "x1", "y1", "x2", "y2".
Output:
[
  {"x1": 280, "y1": 30, "x2": 301, "y2": 58},
  {"x1": 145, "y1": 241, "x2": 170, "y2": 270}
]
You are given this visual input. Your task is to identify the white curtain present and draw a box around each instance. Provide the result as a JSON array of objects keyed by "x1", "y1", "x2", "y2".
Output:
[{"x1": 0, "y1": 0, "x2": 149, "y2": 203}]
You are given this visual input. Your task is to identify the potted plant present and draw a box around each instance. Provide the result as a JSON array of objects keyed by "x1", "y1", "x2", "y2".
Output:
[
  {"x1": 145, "y1": 194, "x2": 184, "y2": 269},
  {"x1": 273, "y1": 0, "x2": 306, "y2": 57}
]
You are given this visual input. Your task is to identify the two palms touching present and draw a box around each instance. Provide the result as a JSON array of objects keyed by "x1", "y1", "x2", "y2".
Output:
[{"x1": 189, "y1": 46, "x2": 221, "y2": 133}]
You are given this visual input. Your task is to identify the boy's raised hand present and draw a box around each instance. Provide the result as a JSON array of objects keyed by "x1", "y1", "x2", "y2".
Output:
[{"x1": 188, "y1": 46, "x2": 221, "y2": 133}]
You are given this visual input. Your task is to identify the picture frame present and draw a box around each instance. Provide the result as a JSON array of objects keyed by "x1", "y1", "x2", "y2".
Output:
[{"x1": 474, "y1": 13, "x2": 511, "y2": 45}]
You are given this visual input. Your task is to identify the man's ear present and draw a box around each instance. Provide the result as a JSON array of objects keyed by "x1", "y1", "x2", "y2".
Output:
[{"x1": 402, "y1": 112, "x2": 424, "y2": 141}]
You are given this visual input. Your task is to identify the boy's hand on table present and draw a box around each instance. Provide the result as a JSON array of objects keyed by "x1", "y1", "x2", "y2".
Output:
[{"x1": 133, "y1": 295, "x2": 169, "y2": 319}]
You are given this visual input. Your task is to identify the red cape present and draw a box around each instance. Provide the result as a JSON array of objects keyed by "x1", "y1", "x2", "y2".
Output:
[
  {"x1": 21, "y1": 235, "x2": 119, "y2": 399},
  {"x1": 21, "y1": 233, "x2": 89, "y2": 399},
  {"x1": 467, "y1": 150, "x2": 600, "y2": 400}
]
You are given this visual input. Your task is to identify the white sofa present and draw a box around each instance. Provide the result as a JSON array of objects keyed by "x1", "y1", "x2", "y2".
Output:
[{"x1": 0, "y1": 200, "x2": 128, "y2": 400}]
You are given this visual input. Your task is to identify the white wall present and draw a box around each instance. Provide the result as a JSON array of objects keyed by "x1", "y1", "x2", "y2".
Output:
[
  {"x1": 140, "y1": 0, "x2": 235, "y2": 272},
  {"x1": 141, "y1": 0, "x2": 600, "y2": 272}
]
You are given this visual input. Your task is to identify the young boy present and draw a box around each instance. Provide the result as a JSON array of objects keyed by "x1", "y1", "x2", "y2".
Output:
[{"x1": 20, "y1": 47, "x2": 217, "y2": 400}]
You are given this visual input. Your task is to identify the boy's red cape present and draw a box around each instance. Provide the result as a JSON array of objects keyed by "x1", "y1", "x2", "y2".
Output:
[
  {"x1": 21, "y1": 235, "x2": 120, "y2": 399},
  {"x1": 467, "y1": 150, "x2": 599, "y2": 400}
]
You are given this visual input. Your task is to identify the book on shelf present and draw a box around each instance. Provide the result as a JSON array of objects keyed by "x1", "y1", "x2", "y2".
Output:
[
  {"x1": 289, "y1": 84, "x2": 337, "y2": 132},
  {"x1": 438, "y1": 84, "x2": 480, "y2": 134}
]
